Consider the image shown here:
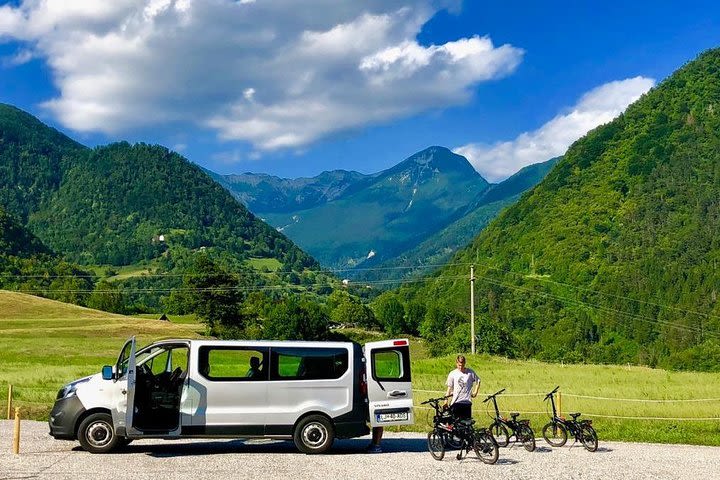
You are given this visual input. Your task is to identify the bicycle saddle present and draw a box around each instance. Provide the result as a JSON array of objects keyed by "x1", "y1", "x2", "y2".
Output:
[
  {"x1": 457, "y1": 418, "x2": 475, "y2": 427},
  {"x1": 510, "y1": 412, "x2": 520, "y2": 420},
  {"x1": 570, "y1": 412, "x2": 582, "y2": 419}
]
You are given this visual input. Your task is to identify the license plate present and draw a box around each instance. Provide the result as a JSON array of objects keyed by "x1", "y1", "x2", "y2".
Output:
[{"x1": 376, "y1": 412, "x2": 408, "y2": 422}]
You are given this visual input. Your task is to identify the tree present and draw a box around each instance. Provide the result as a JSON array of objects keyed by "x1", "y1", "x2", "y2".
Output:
[
  {"x1": 373, "y1": 293, "x2": 406, "y2": 335},
  {"x1": 331, "y1": 297, "x2": 377, "y2": 329},
  {"x1": 263, "y1": 296, "x2": 330, "y2": 340},
  {"x1": 88, "y1": 280, "x2": 128, "y2": 314},
  {"x1": 180, "y1": 254, "x2": 245, "y2": 336}
]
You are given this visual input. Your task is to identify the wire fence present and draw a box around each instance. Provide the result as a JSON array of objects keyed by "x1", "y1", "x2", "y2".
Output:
[
  {"x1": 411, "y1": 388, "x2": 720, "y2": 421},
  {"x1": 4, "y1": 385, "x2": 720, "y2": 422}
]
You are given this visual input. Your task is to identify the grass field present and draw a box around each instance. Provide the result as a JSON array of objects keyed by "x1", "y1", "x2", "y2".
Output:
[
  {"x1": 0, "y1": 291, "x2": 204, "y2": 419},
  {"x1": 245, "y1": 257, "x2": 282, "y2": 272},
  {"x1": 409, "y1": 355, "x2": 720, "y2": 446},
  {"x1": 1, "y1": 290, "x2": 718, "y2": 445}
]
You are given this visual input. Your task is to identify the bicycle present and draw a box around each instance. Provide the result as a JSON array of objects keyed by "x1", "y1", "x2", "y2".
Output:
[
  {"x1": 421, "y1": 395, "x2": 499, "y2": 463},
  {"x1": 483, "y1": 388, "x2": 536, "y2": 452},
  {"x1": 541, "y1": 386, "x2": 598, "y2": 452}
]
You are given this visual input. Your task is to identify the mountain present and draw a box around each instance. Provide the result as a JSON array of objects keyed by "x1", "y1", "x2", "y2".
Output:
[
  {"x1": 0, "y1": 104, "x2": 318, "y2": 271},
  {"x1": 222, "y1": 148, "x2": 556, "y2": 277},
  {"x1": 0, "y1": 204, "x2": 96, "y2": 306},
  {"x1": 0, "y1": 104, "x2": 85, "y2": 221},
  {"x1": 352, "y1": 156, "x2": 559, "y2": 283},
  {"x1": 213, "y1": 169, "x2": 370, "y2": 213},
  {"x1": 401, "y1": 48, "x2": 720, "y2": 370},
  {"x1": 473, "y1": 157, "x2": 562, "y2": 206},
  {"x1": 252, "y1": 146, "x2": 491, "y2": 268},
  {"x1": 0, "y1": 206, "x2": 49, "y2": 258}
]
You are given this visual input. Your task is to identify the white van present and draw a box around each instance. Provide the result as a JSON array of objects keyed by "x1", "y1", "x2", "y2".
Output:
[{"x1": 49, "y1": 337, "x2": 414, "y2": 454}]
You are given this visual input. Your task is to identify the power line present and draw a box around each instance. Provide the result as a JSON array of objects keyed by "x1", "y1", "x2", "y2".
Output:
[
  {"x1": 0, "y1": 261, "x2": 476, "y2": 279},
  {"x1": 2, "y1": 255, "x2": 717, "y2": 335},
  {"x1": 473, "y1": 273, "x2": 717, "y2": 339}
]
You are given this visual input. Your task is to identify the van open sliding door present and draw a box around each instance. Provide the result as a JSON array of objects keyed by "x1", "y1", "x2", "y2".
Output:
[{"x1": 364, "y1": 339, "x2": 414, "y2": 427}]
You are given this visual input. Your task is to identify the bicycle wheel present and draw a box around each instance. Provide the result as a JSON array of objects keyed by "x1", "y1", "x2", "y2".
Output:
[
  {"x1": 473, "y1": 430, "x2": 499, "y2": 465},
  {"x1": 444, "y1": 433, "x2": 463, "y2": 450},
  {"x1": 427, "y1": 431, "x2": 445, "y2": 460},
  {"x1": 542, "y1": 422, "x2": 568, "y2": 447},
  {"x1": 580, "y1": 425, "x2": 598, "y2": 452},
  {"x1": 518, "y1": 424, "x2": 536, "y2": 452},
  {"x1": 489, "y1": 421, "x2": 510, "y2": 447}
]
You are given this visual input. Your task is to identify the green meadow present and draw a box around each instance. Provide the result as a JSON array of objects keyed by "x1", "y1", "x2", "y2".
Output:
[
  {"x1": 1, "y1": 290, "x2": 718, "y2": 445},
  {"x1": 0, "y1": 291, "x2": 203, "y2": 419}
]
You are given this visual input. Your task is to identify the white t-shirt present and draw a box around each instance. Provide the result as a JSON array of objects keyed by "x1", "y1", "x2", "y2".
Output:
[{"x1": 446, "y1": 368, "x2": 479, "y2": 405}]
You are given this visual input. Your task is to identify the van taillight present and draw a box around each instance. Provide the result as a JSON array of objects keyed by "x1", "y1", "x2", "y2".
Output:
[{"x1": 360, "y1": 365, "x2": 367, "y2": 397}]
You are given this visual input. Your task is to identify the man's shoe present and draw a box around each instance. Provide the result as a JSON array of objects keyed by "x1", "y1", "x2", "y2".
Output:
[{"x1": 366, "y1": 444, "x2": 382, "y2": 454}]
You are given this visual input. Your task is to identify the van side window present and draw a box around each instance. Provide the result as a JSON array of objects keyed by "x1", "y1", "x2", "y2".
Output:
[
  {"x1": 271, "y1": 347, "x2": 348, "y2": 380},
  {"x1": 372, "y1": 346, "x2": 411, "y2": 382},
  {"x1": 198, "y1": 347, "x2": 269, "y2": 381}
]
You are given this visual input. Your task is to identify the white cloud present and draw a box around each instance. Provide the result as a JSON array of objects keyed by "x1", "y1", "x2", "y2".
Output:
[
  {"x1": 2, "y1": 48, "x2": 33, "y2": 66},
  {"x1": 454, "y1": 76, "x2": 655, "y2": 182},
  {"x1": 0, "y1": 0, "x2": 523, "y2": 153}
]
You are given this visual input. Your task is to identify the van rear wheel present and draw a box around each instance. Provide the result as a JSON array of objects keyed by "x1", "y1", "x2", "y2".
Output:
[
  {"x1": 77, "y1": 412, "x2": 120, "y2": 453},
  {"x1": 293, "y1": 415, "x2": 334, "y2": 454}
]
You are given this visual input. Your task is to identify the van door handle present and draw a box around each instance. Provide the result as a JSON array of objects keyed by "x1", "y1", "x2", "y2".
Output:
[{"x1": 388, "y1": 390, "x2": 407, "y2": 397}]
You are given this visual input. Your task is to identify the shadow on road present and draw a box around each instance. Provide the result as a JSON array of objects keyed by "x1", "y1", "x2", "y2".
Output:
[
  {"x1": 110, "y1": 438, "x2": 432, "y2": 458},
  {"x1": 531, "y1": 446, "x2": 553, "y2": 453}
]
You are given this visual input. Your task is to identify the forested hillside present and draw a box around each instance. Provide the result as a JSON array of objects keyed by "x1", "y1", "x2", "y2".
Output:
[
  {"x1": 0, "y1": 104, "x2": 85, "y2": 221},
  {"x1": 397, "y1": 48, "x2": 720, "y2": 370},
  {"x1": 0, "y1": 206, "x2": 94, "y2": 305},
  {"x1": 0, "y1": 105, "x2": 330, "y2": 317},
  {"x1": 251, "y1": 147, "x2": 491, "y2": 269},
  {"x1": 216, "y1": 169, "x2": 370, "y2": 213},
  {"x1": 0, "y1": 207, "x2": 48, "y2": 257},
  {"x1": 27, "y1": 142, "x2": 316, "y2": 269},
  {"x1": 353, "y1": 157, "x2": 559, "y2": 283},
  {"x1": 0, "y1": 104, "x2": 317, "y2": 271}
]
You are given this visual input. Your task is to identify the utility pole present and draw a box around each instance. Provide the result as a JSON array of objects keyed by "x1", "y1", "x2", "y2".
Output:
[{"x1": 470, "y1": 264, "x2": 476, "y2": 355}]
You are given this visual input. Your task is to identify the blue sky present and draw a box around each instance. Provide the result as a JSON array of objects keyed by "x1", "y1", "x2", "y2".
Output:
[{"x1": 0, "y1": 1, "x2": 719, "y2": 181}]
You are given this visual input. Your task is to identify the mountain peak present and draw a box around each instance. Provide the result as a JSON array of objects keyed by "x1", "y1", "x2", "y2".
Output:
[{"x1": 386, "y1": 145, "x2": 485, "y2": 182}]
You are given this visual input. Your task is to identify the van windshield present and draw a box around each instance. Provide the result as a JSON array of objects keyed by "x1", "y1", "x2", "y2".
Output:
[{"x1": 118, "y1": 344, "x2": 162, "y2": 377}]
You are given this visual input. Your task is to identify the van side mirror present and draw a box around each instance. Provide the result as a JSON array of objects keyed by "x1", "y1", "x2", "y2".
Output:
[{"x1": 102, "y1": 365, "x2": 114, "y2": 381}]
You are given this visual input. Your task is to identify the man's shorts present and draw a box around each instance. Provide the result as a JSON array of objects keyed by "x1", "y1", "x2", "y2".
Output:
[{"x1": 451, "y1": 402, "x2": 472, "y2": 419}]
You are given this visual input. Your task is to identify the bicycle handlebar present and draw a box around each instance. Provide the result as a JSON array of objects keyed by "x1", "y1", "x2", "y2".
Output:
[
  {"x1": 420, "y1": 394, "x2": 452, "y2": 405},
  {"x1": 482, "y1": 388, "x2": 506, "y2": 403},
  {"x1": 544, "y1": 386, "x2": 560, "y2": 400}
]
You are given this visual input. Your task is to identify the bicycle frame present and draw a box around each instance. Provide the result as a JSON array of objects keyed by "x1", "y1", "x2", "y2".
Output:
[
  {"x1": 544, "y1": 386, "x2": 597, "y2": 450},
  {"x1": 422, "y1": 395, "x2": 499, "y2": 462},
  {"x1": 486, "y1": 389, "x2": 529, "y2": 434}
]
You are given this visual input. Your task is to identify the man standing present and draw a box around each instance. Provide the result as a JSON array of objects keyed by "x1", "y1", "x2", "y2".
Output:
[{"x1": 444, "y1": 355, "x2": 480, "y2": 419}]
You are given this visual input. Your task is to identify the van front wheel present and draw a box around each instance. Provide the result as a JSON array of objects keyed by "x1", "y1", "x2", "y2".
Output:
[
  {"x1": 77, "y1": 412, "x2": 120, "y2": 454},
  {"x1": 293, "y1": 415, "x2": 335, "y2": 454}
]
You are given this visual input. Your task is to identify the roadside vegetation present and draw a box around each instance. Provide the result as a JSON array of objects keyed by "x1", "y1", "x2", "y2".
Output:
[{"x1": 1, "y1": 291, "x2": 718, "y2": 446}]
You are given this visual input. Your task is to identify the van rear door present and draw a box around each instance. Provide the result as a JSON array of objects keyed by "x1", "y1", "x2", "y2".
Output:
[{"x1": 364, "y1": 339, "x2": 414, "y2": 427}]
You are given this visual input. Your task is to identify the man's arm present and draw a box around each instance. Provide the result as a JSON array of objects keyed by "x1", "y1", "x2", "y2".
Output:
[
  {"x1": 470, "y1": 373, "x2": 480, "y2": 398},
  {"x1": 444, "y1": 374, "x2": 453, "y2": 405}
]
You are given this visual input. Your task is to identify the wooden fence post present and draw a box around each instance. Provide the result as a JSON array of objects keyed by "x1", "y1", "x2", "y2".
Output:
[
  {"x1": 558, "y1": 391, "x2": 562, "y2": 417},
  {"x1": 6, "y1": 385, "x2": 11, "y2": 420},
  {"x1": 13, "y1": 407, "x2": 21, "y2": 454}
]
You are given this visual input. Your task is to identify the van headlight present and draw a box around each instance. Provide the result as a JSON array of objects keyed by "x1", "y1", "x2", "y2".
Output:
[{"x1": 57, "y1": 377, "x2": 91, "y2": 400}]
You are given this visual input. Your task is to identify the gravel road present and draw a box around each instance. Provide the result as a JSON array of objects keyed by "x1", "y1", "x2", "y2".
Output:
[{"x1": 1, "y1": 420, "x2": 719, "y2": 480}]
